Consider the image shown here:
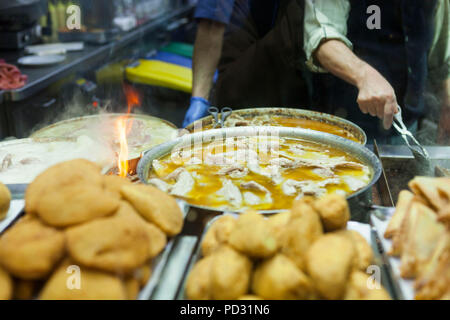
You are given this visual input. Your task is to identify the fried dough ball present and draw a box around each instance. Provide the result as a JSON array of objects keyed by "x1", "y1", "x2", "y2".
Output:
[
  {"x1": 37, "y1": 183, "x2": 119, "y2": 228},
  {"x1": 280, "y1": 205, "x2": 323, "y2": 271},
  {"x1": 344, "y1": 271, "x2": 391, "y2": 300},
  {"x1": 115, "y1": 201, "x2": 167, "y2": 258},
  {"x1": 313, "y1": 194, "x2": 350, "y2": 231},
  {"x1": 134, "y1": 264, "x2": 152, "y2": 288},
  {"x1": 336, "y1": 230, "x2": 374, "y2": 271},
  {"x1": 13, "y1": 279, "x2": 35, "y2": 300},
  {"x1": 102, "y1": 175, "x2": 132, "y2": 199},
  {"x1": 0, "y1": 217, "x2": 65, "y2": 279},
  {"x1": 306, "y1": 234, "x2": 355, "y2": 299},
  {"x1": 228, "y1": 211, "x2": 278, "y2": 258},
  {"x1": 66, "y1": 214, "x2": 150, "y2": 274},
  {"x1": 0, "y1": 182, "x2": 11, "y2": 220},
  {"x1": 120, "y1": 184, "x2": 183, "y2": 236},
  {"x1": 266, "y1": 211, "x2": 291, "y2": 243},
  {"x1": 252, "y1": 254, "x2": 316, "y2": 300},
  {"x1": 40, "y1": 260, "x2": 126, "y2": 300},
  {"x1": 201, "y1": 215, "x2": 236, "y2": 257},
  {"x1": 124, "y1": 277, "x2": 140, "y2": 300},
  {"x1": 290, "y1": 196, "x2": 317, "y2": 220},
  {"x1": 25, "y1": 159, "x2": 103, "y2": 215},
  {"x1": 210, "y1": 246, "x2": 252, "y2": 300},
  {"x1": 185, "y1": 255, "x2": 215, "y2": 300},
  {"x1": 0, "y1": 266, "x2": 12, "y2": 300}
]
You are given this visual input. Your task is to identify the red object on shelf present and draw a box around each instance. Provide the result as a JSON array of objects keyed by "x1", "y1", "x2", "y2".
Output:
[{"x1": 0, "y1": 59, "x2": 28, "y2": 90}]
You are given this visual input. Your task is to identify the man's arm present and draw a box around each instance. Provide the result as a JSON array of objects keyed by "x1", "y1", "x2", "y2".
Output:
[
  {"x1": 315, "y1": 40, "x2": 398, "y2": 129},
  {"x1": 192, "y1": 19, "x2": 225, "y2": 99}
]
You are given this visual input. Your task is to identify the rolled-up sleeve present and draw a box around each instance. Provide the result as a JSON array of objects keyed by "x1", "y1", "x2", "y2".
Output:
[
  {"x1": 428, "y1": 0, "x2": 450, "y2": 84},
  {"x1": 303, "y1": 0, "x2": 352, "y2": 72},
  {"x1": 194, "y1": 0, "x2": 236, "y2": 25}
]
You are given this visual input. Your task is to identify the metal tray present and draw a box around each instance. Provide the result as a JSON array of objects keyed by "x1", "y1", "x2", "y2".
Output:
[{"x1": 177, "y1": 213, "x2": 398, "y2": 300}]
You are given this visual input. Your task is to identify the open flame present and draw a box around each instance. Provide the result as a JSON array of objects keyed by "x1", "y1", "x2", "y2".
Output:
[{"x1": 116, "y1": 84, "x2": 141, "y2": 177}]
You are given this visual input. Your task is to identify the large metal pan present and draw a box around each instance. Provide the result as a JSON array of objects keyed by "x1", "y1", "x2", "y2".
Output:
[
  {"x1": 137, "y1": 127, "x2": 381, "y2": 222},
  {"x1": 185, "y1": 108, "x2": 367, "y2": 145}
]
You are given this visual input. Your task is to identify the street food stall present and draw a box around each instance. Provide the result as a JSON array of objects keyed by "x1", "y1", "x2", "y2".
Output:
[{"x1": 0, "y1": 0, "x2": 448, "y2": 302}]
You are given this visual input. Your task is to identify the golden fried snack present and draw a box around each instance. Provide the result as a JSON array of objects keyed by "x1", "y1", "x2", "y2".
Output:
[
  {"x1": 415, "y1": 233, "x2": 450, "y2": 300},
  {"x1": 0, "y1": 217, "x2": 65, "y2": 279},
  {"x1": 266, "y1": 211, "x2": 291, "y2": 243},
  {"x1": 228, "y1": 211, "x2": 278, "y2": 258},
  {"x1": 437, "y1": 204, "x2": 450, "y2": 226},
  {"x1": 201, "y1": 215, "x2": 236, "y2": 257},
  {"x1": 384, "y1": 190, "x2": 414, "y2": 239},
  {"x1": 281, "y1": 206, "x2": 323, "y2": 271},
  {"x1": 290, "y1": 196, "x2": 317, "y2": 220},
  {"x1": 408, "y1": 177, "x2": 450, "y2": 211},
  {"x1": 135, "y1": 265, "x2": 152, "y2": 288},
  {"x1": 389, "y1": 201, "x2": 421, "y2": 257},
  {"x1": 336, "y1": 230, "x2": 373, "y2": 271},
  {"x1": 210, "y1": 246, "x2": 252, "y2": 300},
  {"x1": 238, "y1": 295, "x2": 263, "y2": 300},
  {"x1": 0, "y1": 266, "x2": 12, "y2": 300},
  {"x1": 185, "y1": 255, "x2": 214, "y2": 300},
  {"x1": 13, "y1": 279, "x2": 35, "y2": 300},
  {"x1": 400, "y1": 203, "x2": 446, "y2": 279},
  {"x1": 37, "y1": 183, "x2": 120, "y2": 227},
  {"x1": 120, "y1": 184, "x2": 183, "y2": 236},
  {"x1": 25, "y1": 159, "x2": 103, "y2": 215},
  {"x1": 344, "y1": 271, "x2": 391, "y2": 300},
  {"x1": 103, "y1": 175, "x2": 132, "y2": 199},
  {"x1": 115, "y1": 201, "x2": 167, "y2": 258},
  {"x1": 66, "y1": 214, "x2": 150, "y2": 274},
  {"x1": 252, "y1": 254, "x2": 316, "y2": 300},
  {"x1": 306, "y1": 234, "x2": 355, "y2": 299},
  {"x1": 124, "y1": 277, "x2": 140, "y2": 300},
  {"x1": 313, "y1": 194, "x2": 350, "y2": 231},
  {"x1": 0, "y1": 182, "x2": 11, "y2": 220},
  {"x1": 40, "y1": 260, "x2": 126, "y2": 300}
]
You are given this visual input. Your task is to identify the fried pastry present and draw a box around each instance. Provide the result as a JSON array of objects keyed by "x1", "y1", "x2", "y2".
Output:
[
  {"x1": 384, "y1": 190, "x2": 414, "y2": 239},
  {"x1": 124, "y1": 277, "x2": 140, "y2": 300},
  {"x1": 408, "y1": 177, "x2": 450, "y2": 211},
  {"x1": 400, "y1": 202, "x2": 446, "y2": 278},
  {"x1": 281, "y1": 205, "x2": 323, "y2": 271},
  {"x1": 266, "y1": 211, "x2": 291, "y2": 243},
  {"x1": 25, "y1": 159, "x2": 103, "y2": 215},
  {"x1": 40, "y1": 259, "x2": 126, "y2": 300},
  {"x1": 210, "y1": 246, "x2": 252, "y2": 300},
  {"x1": 134, "y1": 264, "x2": 152, "y2": 288},
  {"x1": 313, "y1": 194, "x2": 350, "y2": 231},
  {"x1": 66, "y1": 214, "x2": 150, "y2": 274},
  {"x1": 336, "y1": 230, "x2": 373, "y2": 271},
  {"x1": 0, "y1": 182, "x2": 11, "y2": 220},
  {"x1": 0, "y1": 217, "x2": 65, "y2": 279},
  {"x1": 103, "y1": 175, "x2": 132, "y2": 199},
  {"x1": 389, "y1": 201, "x2": 421, "y2": 257},
  {"x1": 437, "y1": 204, "x2": 450, "y2": 226},
  {"x1": 201, "y1": 215, "x2": 236, "y2": 257},
  {"x1": 0, "y1": 266, "x2": 12, "y2": 300},
  {"x1": 252, "y1": 254, "x2": 315, "y2": 300},
  {"x1": 115, "y1": 201, "x2": 167, "y2": 258},
  {"x1": 344, "y1": 271, "x2": 391, "y2": 300},
  {"x1": 13, "y1": 279, "x2": 35, "y2": 300},
  {"x1": 306, "y1": 234, "x2": 355, "y2": 299},
  {"x1": 120, "y1": 184, "x2": 183, "y2": 236},
  {"x1": 185, "y1": 255, "x2": 214, "y2": 300},
  {"x1": 290, "y1": 196, "x2": 317, "y2": 220},
  {"x1": 228, "y1": 211, "x2": 278, "y2": 258}
]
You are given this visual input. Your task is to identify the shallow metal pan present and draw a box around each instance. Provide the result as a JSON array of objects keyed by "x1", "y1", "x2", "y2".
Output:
[{"x1": 137, "y1": 126, "x2": 381, "y2": 222}]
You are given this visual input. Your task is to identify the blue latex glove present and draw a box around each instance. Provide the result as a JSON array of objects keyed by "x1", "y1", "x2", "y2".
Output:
[{"x1": 182, "y1": 97, "x2": 210, "y2": 127}]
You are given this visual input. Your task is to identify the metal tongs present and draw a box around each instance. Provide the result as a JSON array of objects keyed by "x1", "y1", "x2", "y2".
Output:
[
  {"x1": 393, "y1": 105, "x2": 430, "y2": 161},
  {"x1": 208, "y1": 106, "x2": 232, "y2": 128}
]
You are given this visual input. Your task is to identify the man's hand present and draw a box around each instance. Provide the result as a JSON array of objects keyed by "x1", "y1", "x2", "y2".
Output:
[
  {"x1": 437, "y1": 78, "x2": 450, "y2": 144},
  {"x1": 182, "y1": 97, "x2": 210, "y2": 128},
  {"x1": 355, "y1": 64, "x2": 398, "y2": 129}
]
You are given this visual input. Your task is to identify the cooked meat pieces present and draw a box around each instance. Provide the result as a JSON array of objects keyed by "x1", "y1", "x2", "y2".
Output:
[
  {"x1": 39, "y1": 259, "x2": 127, "y2": 300},
  {"x1": 252, "y1": 254, "x2": 316, "y2": 300},
  {"x1": 66, "y1": 214, "x2": 151, "y2": 274},
  {"x1": 148, "y1": 177, "x2": 171, "y2": 193},
  {"x1": 313, "y1": 194, "x2": 350, "y2": 231},
  {"x1": 306, "y1": 234, "x2": 355, "y2": 299},
  {"x1": 210, "y1": 246, "x2": 252, "y2": 300},
  {"x1": 282, "y1": 179, "x2": 327, "y2": 198},
  {"x1": 240, "y1": 181, "x2": 269, "y2": 193},
  {"x1": 0, "y1": 182, "x2": 11, "y2": 220},
  {"x1": 218, "y1": 165, "x2": 249, "y2": 179},
  {"x1": 344, "y1": 271, "x2": 391, "y2": 300},
  {"x1": 281, "y1": 201, "x2": 323, "y2": 270},
  {"x1": 243, "y1": 192, "x2": 261, "y2": 205},
  {"x1": 25, "y1": 159, "x2": 103, "y2": 215},
  {"x1": 0, "y1": 266, "x2": 12, "y2": 300},
  {"x1": 0, "y1": 154, "x2": 12, "y2": 172},
  {"x1": 228, "y1": 211, "x2": 278, "y2": 258},
  {"x1": 201, "y1": 215, "x2": 236, "y2": 257},
  {"x1": 217, "y1": 179, "x2": 242, "y2": 208},
  {"x1": 384, "y1": 190, "x2": 414, "y2": 239},
  {"x1": 185, "y1": 254, "x2": 215, "y2": 300},
  {"x1": 115, "y1": 201, "x2": 167, "y2": 258},
  {"x1": 167, "y1": 168, "x2": 195, "y2": 197},
  {"x1": 120, "y1": 184, "x2": 183, "y2": 236},
  {"x1": 0, "y1": 216, "x2": 65, "y2": 280},
  {"x1": 102, "y1": 175, "x2": 132, "y2": 199},
  {"x1": 336, "y1": 230, "x2": 373, "y2": 271}
]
